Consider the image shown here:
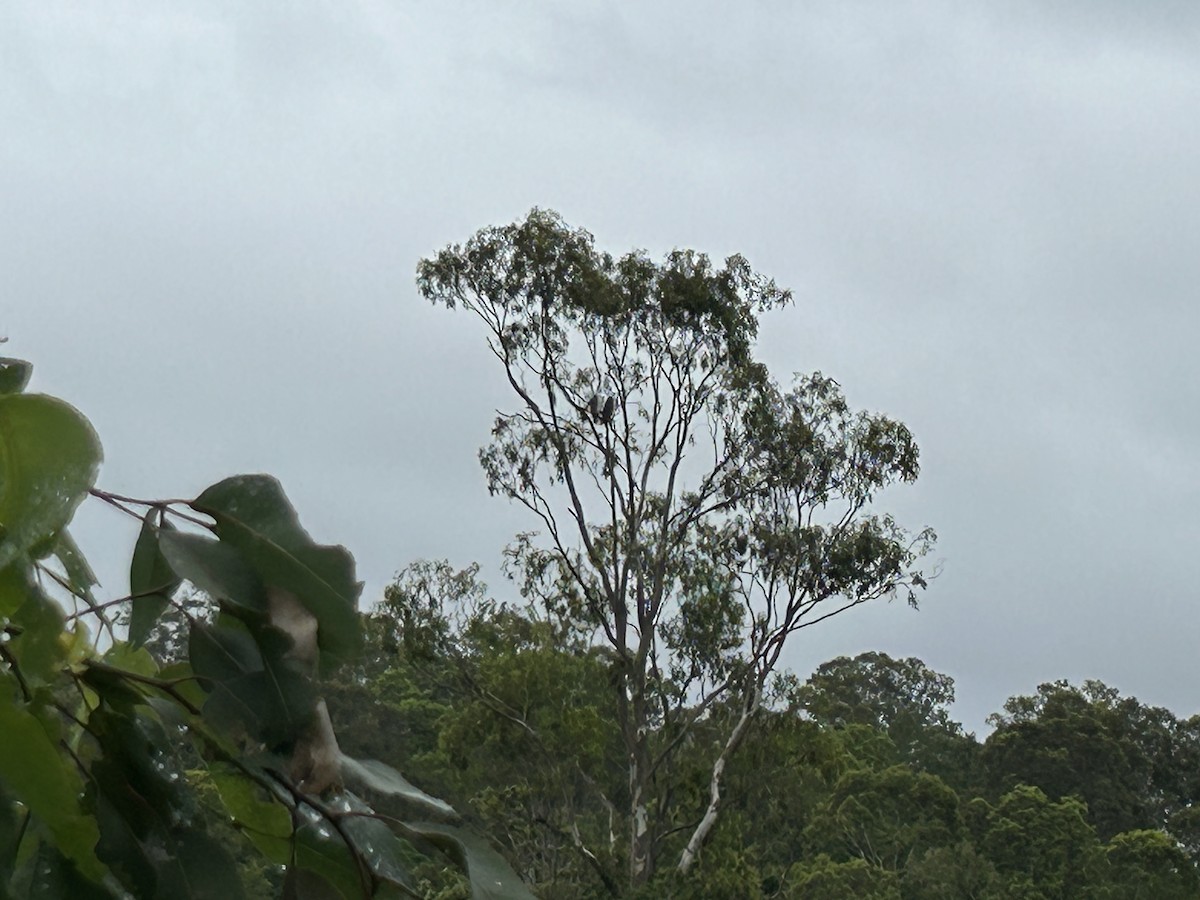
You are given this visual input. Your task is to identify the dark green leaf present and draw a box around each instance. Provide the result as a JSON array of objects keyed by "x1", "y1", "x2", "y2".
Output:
[
  {"x1": 189, "y1": 620, "x2": 264, "y2": 687},
  {"x1": 204, "y1": 670, "x2": 315, "y2": 747},
  {"x1": 0, "y1": 359, "x2": 32, "y2": 396},
  {"x1": 397, "y1": 822, "x2": 536, "y2": 900},
  {"x1": 9, "y1": 590, "x2": 67, "y2": 684},
  {"x1": 0, "y1": 785, "x2": 24, "y2": 891},
  {"x1": 0, "y1": 394, "x2": 102, "y2": 571},
  {"x1": 87, "y1": 707, "x2": 188, "y2": 841},
  {"x1": 91, "y1": 787, "x2": 157, "y2": 897},
  {"x1": 80, "y1": 661, "x2": 154, "y2": 712},
  {"x1": 191, "y1": 476, "x2": 362, "y2": 670},
  {"x1": 341, "y1": 757, "x2": 457, "y2": 819},
  {"x1": 282, "y1": 866, "x2": 345, "y2": 900},
  {"x1": 293, "y1": 818, "x2": 370, "y2": 900},
  {"x1": 334, "y1": 793, "x2": 418, "y2": 894},
  {"x1": 157, "y1": 530, "x2": 266, "y2": 617},
  {"x1": 128, "y1": 513, "x2": 181, "y2": 647},
  {"x1": 190, "y1": 620, "x2": 315, "y2": 745},
  {"x1": 154, "y1": 827, "x2": 248, "y2": 900},
  {"x1": 52, "y1": 530, "x2": 99, "y2": 604},
  {"x1": 101, "y1": 642, "x2": 160, "y2": 678},
  {"x1": 0, "y1": 561, "x2": 36, "y2": 620},
  {"x1": 22, "y1": 841, "x2": 114, "y2": 900}
]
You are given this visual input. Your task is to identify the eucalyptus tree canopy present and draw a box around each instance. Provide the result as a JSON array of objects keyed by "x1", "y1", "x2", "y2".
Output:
[{"x1": 418, "y1": 210, "x2": 936, "y2": 888}]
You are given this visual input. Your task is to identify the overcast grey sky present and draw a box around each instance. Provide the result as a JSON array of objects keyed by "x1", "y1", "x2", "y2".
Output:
[{"x1": 4, "y1": 1, "x2": 1198, "y2": 735}]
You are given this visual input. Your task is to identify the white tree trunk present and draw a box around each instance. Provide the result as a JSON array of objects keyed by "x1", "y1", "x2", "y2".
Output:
[{"x1": 677, "y1": 686, "x2": 760, "y2": 875}]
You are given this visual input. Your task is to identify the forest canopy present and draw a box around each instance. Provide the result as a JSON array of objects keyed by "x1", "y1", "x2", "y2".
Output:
[{"x1": 2, "y1": 213, "x2": 1195, "y2": 899}]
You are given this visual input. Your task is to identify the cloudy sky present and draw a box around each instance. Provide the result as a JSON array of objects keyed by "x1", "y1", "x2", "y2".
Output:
[{"x1": 4, "y1": 2, "x2": 1198, "y2": 734}]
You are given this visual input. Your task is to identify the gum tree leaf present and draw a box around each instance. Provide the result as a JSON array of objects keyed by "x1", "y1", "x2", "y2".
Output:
[
  {"x1": 191, "y1": 476, "x2": 362, "y2": 670},
  {"x1": 188, "y1": 620, "x2": 263, "y2": 687},
  {"x1": 128, "y1": 513, "x2": 181, "y2": 647},
  {"x1": 340, "y1": 757, "x2": 457, "y2": 820},
  {"x1": 282, "y1": 866, "x2": 345, "y2": 900},
  {"x1": 53, "y1": 530, "x2": 99, "y2": 604},
  {"x1": 155, "y1": 827, "x2": 248, "y2": 900},
  {"x1": 333, "y1": 792, "x2": 418, "y2": 893},
  {"x1": 91, "y1": 788, "x2": 157, "y2": 898},
  {"x1": 0, "y1": 685, "x2": 106, "y2": 883},
  {"x1": 394, "y1": 821, "x2": 536, "y2": 900},
  {"x1": 0, "y1": 561, "x2": 36, "y2": 619},
  {"x1": 208, "y1": 763, "x2": 292, "y2": 865},
  {"x1": 293, "y1": 819, "x2": 370, "y2": 900},
  {"x1": 189, "y1": 620, "x2": 314, "y2": 745},
  {"x1": 205, "y1": 670, "x2": 315, "y2": 747},
  {"x1": 0, "y1": 394, "x2": 102, "y2": 571},
  {"x1": 157, "y1": 531, "x2": 266, "y2": 617},
  {"x1": 10, "y1": 590, "x2": 67, "y2": 685}
]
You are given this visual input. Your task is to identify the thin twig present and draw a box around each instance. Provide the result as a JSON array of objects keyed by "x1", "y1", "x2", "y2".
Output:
[
  {"x1": 81, "y1": 660, "x2": 203, "y2": 715},
  {"x1": 0, "y1": 645, "x2": 32, "y2": 702},
  {"x1": 266, "y1": 771, "x2": 379, "y2": 900},
  {"x1": 36, "y1": 563, "x2": 117, "y2": 641},
  {"x1": 63, "y1": 582, "x2": 179, "y2": 622}
]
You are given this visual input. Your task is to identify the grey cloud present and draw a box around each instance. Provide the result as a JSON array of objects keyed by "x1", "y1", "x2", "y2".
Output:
[{"x1": 4, "y1": 1, "x2": 1198, "y2": 735}]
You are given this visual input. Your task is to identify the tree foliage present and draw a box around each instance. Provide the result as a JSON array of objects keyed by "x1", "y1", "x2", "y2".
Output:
[
  {"x1": 416, "y1": 209, "x2": 936, "y2": 888},
  {"x1": 328, "y1": 594, "x2": 1200, "y2": 898},
  {"x1": 0, "y1": 356, "x2": 534, "y2": 899}
]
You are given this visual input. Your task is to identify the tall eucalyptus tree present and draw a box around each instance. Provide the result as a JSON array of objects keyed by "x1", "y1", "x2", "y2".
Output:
[{"x1": 418, "y1": 210, "x2": 935, "y2": 888}]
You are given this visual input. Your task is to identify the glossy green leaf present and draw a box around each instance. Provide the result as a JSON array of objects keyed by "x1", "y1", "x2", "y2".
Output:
[
  {"x1": 0, "y1": 561, "x2": 35, "y2": 619},
  {"x1": 128, "y1": 513, "x2": 182, "y2": 647},
  {"x1": 208, "y1": 763, "x2": 292, "y2": 864},
  {"x1": 0, "y1": 687, "x2": 106, "y2": 883},
  {"x1": 0, "y1": 394, "x2": 102, "y2": 571},
  {"x1": 341, "y1": 757, "x2": 457, "y2": 819},
  {"x1": 293, "y1": 818, "x2": 370, "y2": 900},
  {"x1": 334, "y1": 793, "x2": 419, "y2": 894},
  {"x1": 396, "y1": 822, "x2": 535, "y2": 900},
  {"x1": 88, "y1": 707, "x2": 188, "y2": 840},
  {"x1": 154, "y1": 827, "x2": 248, "y2": 900},
  {"x1": 191, "y1": 476, "x2": 362, "y2": 669},
  {"x1": 253, "y1": 627, "x2": 318, "y2": 743},
  {"x1": 9, "y1": 591, "x2": 66, "y2": 685},
  {"x1": 208, "y1": 670, "x2": 315, "y2": 747},
  {"x1": 0, "y1": 359, "x2": 32, "y2": 396},
  {"x1": 91, "y1": 787, "x2": 157, "y2": 897},
  {"x1": 52, "y1": 530, "x2": 99, "y2": 604},
  {"x1": 157, "y1": 530, "x2": 266, "y2": 617},
  {"x1": 80, "y1": 660, "x2": 155, "y2": 712},
  {"x1": 189, "y1": 621, "x2": 314, "y2": 745},
  {"x1": 101, "y1": 642, "x2": 160, "y2": 678},
  {"x1": 150, "y1": 664, "x2": 207, "y2": 714}
]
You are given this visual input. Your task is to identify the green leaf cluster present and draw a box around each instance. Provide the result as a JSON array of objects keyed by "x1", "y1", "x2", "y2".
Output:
[{"x1": 0, "y1": 360, "x2": 535, "y2": 899}]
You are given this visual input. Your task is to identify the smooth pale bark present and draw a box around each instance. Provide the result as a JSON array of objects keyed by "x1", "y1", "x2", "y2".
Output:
[
  {"x1": 677, "y1": 686, "x2": 761, "y2": 875},
  {"x1": 268, "y1": 587, "x2": 343, "y2": 794}
]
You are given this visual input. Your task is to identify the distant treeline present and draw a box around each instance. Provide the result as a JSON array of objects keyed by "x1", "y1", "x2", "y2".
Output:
[{"x1": 314, "y1": 596, "x2": 1200, "y2": 899}]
